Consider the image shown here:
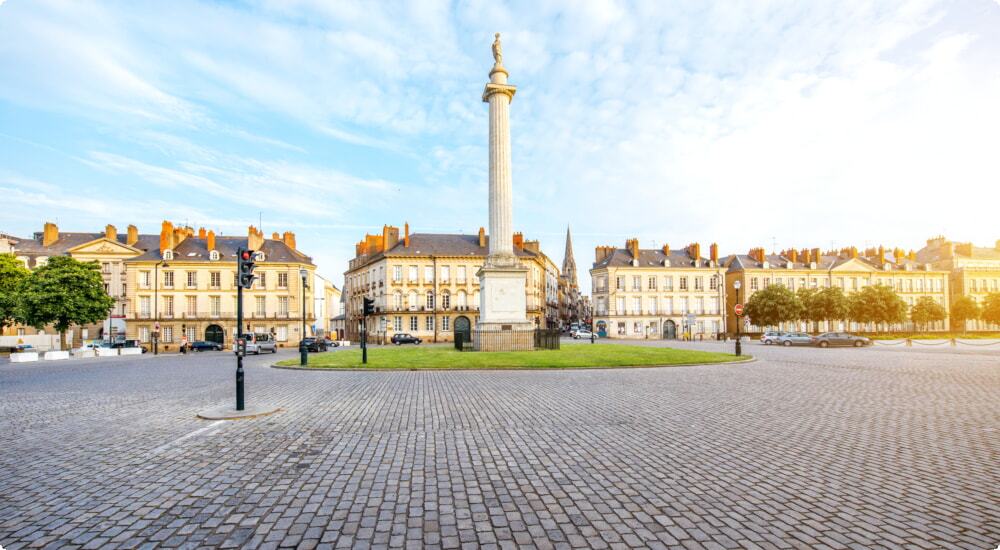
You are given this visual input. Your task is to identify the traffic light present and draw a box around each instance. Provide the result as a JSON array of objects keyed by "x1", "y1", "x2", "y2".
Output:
[
  {"x1": 363, "y1": 297, "x2": 376, "y2": 316},
  {"x1": 238, "y1": 248, "x2": 257, "y2": 289}
]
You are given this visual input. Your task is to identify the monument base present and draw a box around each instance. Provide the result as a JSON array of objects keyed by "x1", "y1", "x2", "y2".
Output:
[{"x1": 474, "y1": 321, "x2": 535, "y2": 351}]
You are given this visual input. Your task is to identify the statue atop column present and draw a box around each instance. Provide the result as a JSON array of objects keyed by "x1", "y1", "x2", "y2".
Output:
[{"x1": 492, "y1": 33, "x2": 503, "y2": 66}]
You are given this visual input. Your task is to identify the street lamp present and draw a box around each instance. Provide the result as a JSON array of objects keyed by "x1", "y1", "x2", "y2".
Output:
[
  {"x1": 153, "y1": 260, "x2": 169, "y2": 355},
  {"x1": 300, "y1": 268, "x2": 308, "y2": 366},
  {"x1": 733, "y1": 279, "x2": 742, "y2": 357}
]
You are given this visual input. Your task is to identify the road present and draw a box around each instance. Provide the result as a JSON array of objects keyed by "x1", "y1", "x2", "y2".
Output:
[{"x1": 1, "y1": 342, "x2": 998, "y2": 549}]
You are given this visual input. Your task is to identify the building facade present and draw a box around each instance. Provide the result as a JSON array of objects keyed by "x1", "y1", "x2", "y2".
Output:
[
  {"x1": 344, "y1": 224, "x2": 555, "y2": 343},
  {"x1": 589, "y1": 240, "x2": 728, "y2": 339},
  {"x1": 917, "y1": 236, "x2": 1000, "y2": 331}
]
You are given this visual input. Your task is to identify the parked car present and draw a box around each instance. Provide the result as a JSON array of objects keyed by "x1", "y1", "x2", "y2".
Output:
[
  {"x1": 321, "y1": 337, "x2": 340, "y2": 348},
  {"x1": 760, "y1": 331, "x2": 789, "y2": 345},
  {"x1": 1, "y1": 344, "x2": 36, "y2": 353},
  {"x1": 301, "y1": 337, "x2": 327, "y2": 352},
  {"x1": 189, "y1": 341, "x2": 224, "y2": 352},
  {"x1": 572, "y1": 330, "x2": 597, "y2": 340},
  {"x1": 234, "y1": 332, "x2": 277, "y2": 354},
  {"x1": 108, "y1": 340, "x2": 149, "y2": 353},
  {"x1": 391, "y1": 333, "x2": 422, "y2": 345},
  {"x1": 814, "y1": 332, "x2": 872, "y2": 348},
  {"x1": 775, "y1": 332, "x2": 817, "y2": 347}
]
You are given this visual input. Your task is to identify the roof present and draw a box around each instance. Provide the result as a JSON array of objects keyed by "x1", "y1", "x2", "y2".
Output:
[
  {"x1": 379, "y1": 233, "x2": 538, "y2": 259},
  {"x1": 592, "y1": 248, "x2": 714, "y2": 270}
]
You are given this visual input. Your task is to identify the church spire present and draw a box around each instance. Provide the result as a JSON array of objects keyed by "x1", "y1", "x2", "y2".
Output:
[{"x1": 562, "y1": 226, "x2": 578, "y2": 289}]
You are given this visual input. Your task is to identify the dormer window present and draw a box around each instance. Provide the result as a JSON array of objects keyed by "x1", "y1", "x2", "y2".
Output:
[
  {"x1": 210, "y1": 250, "x2": 220, "y2": 261},
  {"x1": 163, "y1": 250, "x2": 174, "y2": 260},
  {"x1": 255, "y1": 251, "x2": 265, "y2": 261}
]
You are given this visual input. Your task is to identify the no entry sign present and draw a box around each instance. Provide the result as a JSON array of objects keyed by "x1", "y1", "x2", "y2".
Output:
[{"x1": 735, "y1": 304, "x2": 744, "y2": 315}]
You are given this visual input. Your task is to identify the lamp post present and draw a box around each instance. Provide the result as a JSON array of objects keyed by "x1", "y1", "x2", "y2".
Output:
[
  {"x1": 300, "y1": 268, "x2": 308, "y2": 366},
  {"x1": 733, "y1": 280, "x2": 742, "y2": 357},
  {"x1": 153, "y1": 260, "x2": 169, "y2": 355}
]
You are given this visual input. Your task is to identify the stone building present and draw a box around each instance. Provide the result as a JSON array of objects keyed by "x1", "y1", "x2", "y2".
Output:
[
  {"x1": 589, "y1": 240, "x2": 728, "y2": 339},
  {"x1": 917, "y1": 236, "x2": 1000, "y2": 330},
  {"x1": 344, "y1": 224, "x2": 555, "y2": 344}
]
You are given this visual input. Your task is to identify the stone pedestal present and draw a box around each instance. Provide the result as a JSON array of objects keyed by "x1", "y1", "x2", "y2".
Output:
[{"x1": 475, "y1": 265, "x2": 534, "y2": 351}]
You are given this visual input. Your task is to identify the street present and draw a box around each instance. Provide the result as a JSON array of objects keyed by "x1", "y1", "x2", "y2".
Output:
[{"x1": 1, "y1": 343, "x2": 998, "y2": 549}]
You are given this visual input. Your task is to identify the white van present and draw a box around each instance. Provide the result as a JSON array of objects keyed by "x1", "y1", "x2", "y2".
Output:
[{"x1": 234, "y1": 332, "x2": 277, "y2": 355}]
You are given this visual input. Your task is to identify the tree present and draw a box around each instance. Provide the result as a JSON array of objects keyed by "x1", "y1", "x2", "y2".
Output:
[
  {"x1": 847, "y1": 284, "x2": 908, "y2": 332},
  {"x1": 744, "y1": 285, "x2": 804, "y2": 329},
  {"x1": 949, "y1": 295, "x2": 981, "y2": 333},
  {"x1": 0, "y1": 253, "x2": 30, "y2": 332},
  {"x1": 910, "y1": 296, "x2": 947, "y2": 332},
  {"x1": 981, "y1": 293, "x2": 1000, "y2": 328},
  {"x1": 798, "y1": 286, "x2": 848, "y2": 332},
  {"x1": 16, "y1": 256, "x2": 115, "y2": 349}
]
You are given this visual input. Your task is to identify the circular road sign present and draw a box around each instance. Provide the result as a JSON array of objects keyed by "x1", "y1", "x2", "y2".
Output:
[{"x1": 735, "y1": 304, "x2": 744, "y2": 315}]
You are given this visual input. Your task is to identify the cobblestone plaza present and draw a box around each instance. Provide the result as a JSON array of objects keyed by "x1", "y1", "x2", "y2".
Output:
[{"x1": 1, "y1": 342, "x2": 998, "y2": 549}]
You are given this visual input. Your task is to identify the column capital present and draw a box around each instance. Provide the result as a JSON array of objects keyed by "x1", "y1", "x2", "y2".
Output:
[{"x1": 483, "y1": 83, "x2": 516, "y2": 103}]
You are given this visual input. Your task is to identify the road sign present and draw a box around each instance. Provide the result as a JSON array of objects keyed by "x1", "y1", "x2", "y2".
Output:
[{"x1": 735, "y1": 304, "x2": 744, "y2": 315}]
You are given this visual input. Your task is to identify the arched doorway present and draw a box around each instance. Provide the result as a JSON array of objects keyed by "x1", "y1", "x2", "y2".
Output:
[
  {"x1": 454, "y1": 316, "x2": 472, "y2": 344},
  {"x1": 663, "y1": 320, "x2": 676, "y2": 339},
  {"x1": 205, "y1": 325, "x2": 225, "y2": 344}
]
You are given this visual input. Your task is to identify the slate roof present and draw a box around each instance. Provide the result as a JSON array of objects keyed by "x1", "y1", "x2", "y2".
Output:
[
  {"x1": 724, "y1": 252, "x2": 932, "y2": 273},
  {"x1": 373, "y1": 233, "x2": 539, "y2": 260},
  {"x1": 592, "y1": 248, "x2": 710, "y2": 269}
]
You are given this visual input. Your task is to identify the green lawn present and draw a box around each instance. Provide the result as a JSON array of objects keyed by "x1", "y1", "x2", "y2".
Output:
[{"x1": 276, "y1": 343, "x2": 748, "y2": 370}]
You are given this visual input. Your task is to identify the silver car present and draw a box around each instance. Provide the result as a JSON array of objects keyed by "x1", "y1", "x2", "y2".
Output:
[
  {"x1": 814, "y1": 332, "x2": 871, "y2": 348},
  {"x1": 775, "y1": 332, "x2": 817, "y2": 347},
  {"x1": 760, "y1": 331, "x2": 788, "y2": 345}
]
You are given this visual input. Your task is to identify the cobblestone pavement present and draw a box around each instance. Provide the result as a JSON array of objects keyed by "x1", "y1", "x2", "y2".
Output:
[{"x1": 1, "y1": 342, "x2": 998, "y2": 549}]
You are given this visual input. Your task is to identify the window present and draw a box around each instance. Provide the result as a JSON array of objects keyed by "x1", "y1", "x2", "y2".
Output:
[
  {"x1": 649, "y1": 297, "x2": 657, "y2": 315},
  {"x1": 163, "y1": 296, "x2": 174, "y2": 317},
  {"x1": 164, "y1": 271, "x2": 174, "y2": 289},
  {"x1": 632, "y1": 276, "x2": 641, "y2": 291},
  {"x1": 410, "y1": 316, "x2": 418, "y2": 331},
  {"x1": 457, "y1": 266, "x2": 467, "y2": 284},
  {"x1": 665, "y1": 297, "x2": 673, "y2": 315},
  {"x1": 711, "y1": 297, "x2": 720, "y2": 315},
  {"x1": 632, "y1": 297, "x2": 642, "y2": 315},
  {"x1": 210, "y1": 250, "x2": 220, "y2": 261},
  {"x1": 788, "y1": 278, "x2": 795, "y2": 291},
  {"x1": 256, "y1": 272, "x2": 266, "y2": 289},
  {"x1": 694, "y1": 277, "x2": 703, "y2": 291},
  {"x1": 616, "y1": 297, "x2": 625, "y2": 314},
  {"x1": 210, "y1": 296, "x2": 220, "y2": 317},
  {"x1": 187, "y1": 296, "x2": 197, "y2": 317},
  {"x1": 648, "y1": 276, "x2": 657, "y2": 290},
  {"x1": 680, "y1": 297, "x2": 689, "y2": 314},
  {"x1": 616, "y1": 276, "x2": 624, "y2": 290},
  {"x1": 679, "y1": 277, "x2": 688, "y2": 291},
  {"x1": 394, "y1": 316, "x2": 403, "y2": 331},
  {"x1": 442, "y1": 316, "x2": 450, "y2": 331},
  {"x1": 102, "y1": 262, "x2": 111, "y2": 273},
  {"x1": 751, "y1": 278, "x2": 759, "y2": 291},
  {"x1": 394, "y1": 291, "x2": 403, "y2": 310},
  {"x1": 139, "y1": 296, "x2": 151, "y2": 318},
  {"x1": 278, "y1": 272, "x2": 288, "y2": 289},
  {"x1": 457, "y1": 290, "x2": 467, "y2": 309},
  {"x1": 140, "y1": 271, "x2": 151, "y2": 289},
  {"x1": 163, "y1": 250, "x2": 173, "y2": 260},
  {"x1": 162, "y1": 326, "x2": 173, "y2": 343},
  {"x1": 254, "y1": 251, "x2": 265, "y2": 261},
  {"x1": 776, "y1": 278, "x2": 783, "y2": 287},
  {"x1": 409, "y1": 266, "x2": 418, "y2": 284},
  {"x1": 408, "y1": 291, "x2": 418, "y2": 310},
  {"x1": 441, "y1": 266, "x2": 450, "y2": 284},
  {"x1": 278, "y1": 296, "x2": 289, "y2": 316},
  {"x1": 664, "y1": 277, "x2": 673, "y2": 291},
  {"x1": 393, "y1": 266, "x2": 402, "y2": 283},
  {"x1": 442, "y1": 291, "x2": 451, "y2": 310},
  {"x1": 426, "y1": 317, "x2": 434, "y2": 331},
  {"x1": 256, "y1": 296, "x2": 266, "y2": 316},
  {"x1": 210, "y1": 272, "x2": 221, "y2": 289},
  {"x1": 695, "y1": 297, "x2": 704, "y2": 314},
  {"x1": 709, "y1": 277, "x2": 718, "y2": 290},
  {"x1": 426, "y1": 291, "x2": 435, "y2": 310},
  {"x1": 139, "y1": 326, "x2": 150, "y2": 343},
  {"x1": 425, "y1": 266, "x2": 434, "y2": 283},
  {"x1": 276, "y1": 326, "x2": 288, "y2": 342},
  {"x1": 186, "y1": 272, "x2": 197, "y2": 289}
]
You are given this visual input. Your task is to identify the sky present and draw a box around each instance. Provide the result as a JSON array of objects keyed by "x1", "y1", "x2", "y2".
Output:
[{"x1": 2, "y1": 0, "x2": 999, "y2": 291}]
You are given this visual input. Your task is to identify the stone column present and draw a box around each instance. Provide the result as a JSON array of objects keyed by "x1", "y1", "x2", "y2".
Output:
[{"x1": 482, "y1": 58, "x2": 518, "y2": 267}]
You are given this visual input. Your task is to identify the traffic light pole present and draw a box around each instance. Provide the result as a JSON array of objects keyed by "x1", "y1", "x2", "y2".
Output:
[
  {"x1": 236, "y1": 282, "x2": 245, "y2": 411},
  {"x1": 361, "y1": 315, "x2": 368, "y2": 364}
]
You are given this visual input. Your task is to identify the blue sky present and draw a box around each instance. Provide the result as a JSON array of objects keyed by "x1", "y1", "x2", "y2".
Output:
[{"x1": 2, "y1": 0, "x2": 998, "y2": 289}]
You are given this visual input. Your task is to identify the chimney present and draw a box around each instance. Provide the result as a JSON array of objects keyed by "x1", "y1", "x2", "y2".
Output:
[
  {"x1": 127, "y1": 225, "x2": 139, "y2": 246},
  {"x1": 383, "y1": 225, "x2": 399, "y2": 250},
  {"x1": 851, "y1": 246, "x2": 858, "y2": 259},
  {"x1": 43, "y1": 222, "x2": 59, "y2": 246},
  {"x1": 595, "y1": 246, "x2": 613, "y2": 263},
  {"x1": 627, "y1": 238, "x2": 639, "y2": 259},
  {"x1": 478, "y1": 227, "x2": 486, "y2": 248},
  {"x1": 404, "y1": 222, "x2": 410, "y2": 247},
  {"x1": 248, "y1": 225, "x2": 264, "y2": 251},
  {"x1": 513, "y1": 232, "x2": 524, "y2": 250},
  {"x1": 207, "y1": 230, "x2": 216, "y2": 251},
  {"x1": 688, "y1": 243, "x2": 701, "y2": 260},
  {"x1": 159, "y1": 221, "x2": 174, "y2": 253},
  {"x1": 710, "y1": 243, "x2": 718, "y2": 263},
  {"x1": 803, "y1": 249, "x2": 812, "y2": 264},
  {"x1": 199, "y1": 227, "x2": 207, "y2": 239},
  {"x1": 877, "y1": 246, "x2": 885, "y2": 265},
  {"x1": 812, "y1": 248, "x2": 821, "y2": 263},
  {"x1": 272, "y1": 232, "x2": 280, "y2": 240},
  {"x1": 788, "y1": 249, "x2": 797, "y2": 264},
  {"x1": 523, "y1": 239, "x2": 540, "y2": 254},
  {"x1": 908, "y1": 250, "x2": 915, "y2": 261},
  {"x1": 105, "y1": 224, "x2": 116, "y2": 241},
  {"x1": 283, "y1": 231, "x2": 297, "y2": 250},
  {"x1": 662, "y1": 244, "x2": 670, "y2": 256}
]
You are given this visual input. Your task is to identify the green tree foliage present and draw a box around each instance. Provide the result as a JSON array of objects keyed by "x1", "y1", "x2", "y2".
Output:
[
  {"x1": 910, "y1": 296, "x2": 947, "y2": 331},
  {"x1": 797, "y1": 286, "x2": 848, "y2": 331},
  {"x1": 744, "y1": 285, "x2": 804, "y2": 329},
  {"x1": 981, "y1": 293, "x2": 1000, "y2": 328},
  {"x1": 949, "y1": 295, "x2": 981, "y2": 332},
  {"x1": 16, "y1": 256, "x2": 115, "y2": 349},
  {"x1": 0, "y1": 253, "x2": 30, "y2": 330},
  {"x1": 847, "y1": 284, "x2": 908, "y2": 330}
]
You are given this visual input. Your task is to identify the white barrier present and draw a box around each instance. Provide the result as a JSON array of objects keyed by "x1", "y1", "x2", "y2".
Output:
[
  {"x1": 96, "y1": 347, "x2": 119, "y2": 357},
  {"x1": 10, "y1": 352, "x2": 39, "y2": 363},
  {"x1": 44, "y1": 351, "x2": 70, "y2": 361},
  {"x1": 119, "y1": 347, "x2": 143, "y2": 356},
  {"x1": 73, "y1": 349, "x2": 96, "y2": 358}
]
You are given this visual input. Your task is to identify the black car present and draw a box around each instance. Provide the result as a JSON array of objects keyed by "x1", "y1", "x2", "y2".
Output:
[
  {"x1": 108, "y1": 340, "x2": 149, "y2": 353},
  {"x1": 302, "y1": 337, "x2": 328, "y2": 352},
  {"x1": 189, "y1": 341, "x2": 224, "y2": 352},
  {"x1": 391, "y1": 333, "x2": 422, "y2": 345}
]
